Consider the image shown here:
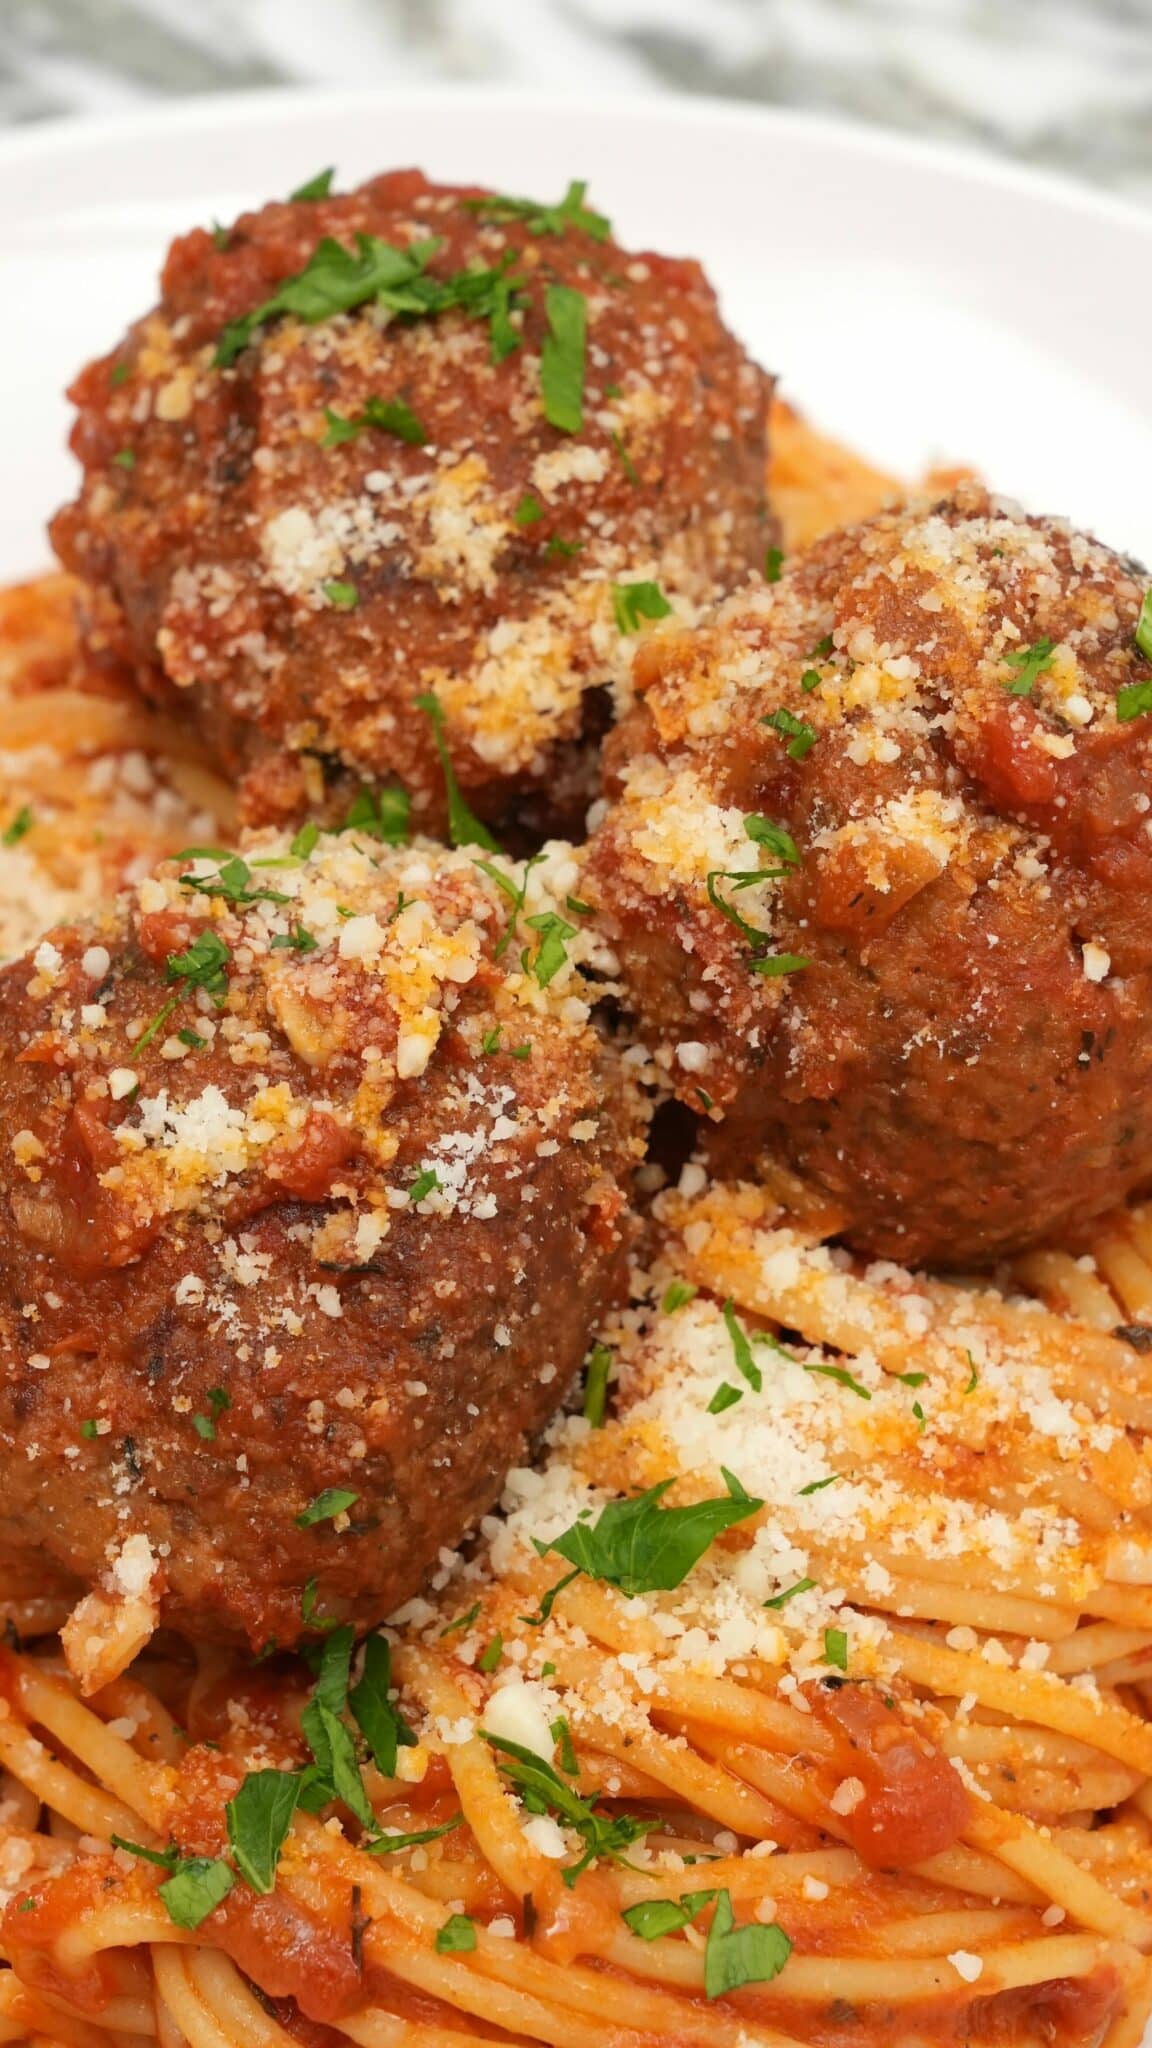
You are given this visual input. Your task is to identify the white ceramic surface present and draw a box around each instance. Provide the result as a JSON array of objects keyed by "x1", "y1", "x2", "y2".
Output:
[{"x1": 0, "y1": 86, "x2": 1149, "y2": 583}]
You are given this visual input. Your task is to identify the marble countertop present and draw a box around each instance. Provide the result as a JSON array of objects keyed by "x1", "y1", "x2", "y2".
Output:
[{"x1": 1, "y1": 0, "x2": 1151, "y2": 206}]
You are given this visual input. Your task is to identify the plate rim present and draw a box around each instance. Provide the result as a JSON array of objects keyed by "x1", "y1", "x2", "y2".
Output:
[{"x1": 1, "y1": 81, "x2": 1150, "y2": 244}]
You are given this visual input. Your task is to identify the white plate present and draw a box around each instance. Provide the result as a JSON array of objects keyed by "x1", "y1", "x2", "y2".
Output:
[{"x1": 0, "y1": 86, "x2": 1149, "y2": 584}]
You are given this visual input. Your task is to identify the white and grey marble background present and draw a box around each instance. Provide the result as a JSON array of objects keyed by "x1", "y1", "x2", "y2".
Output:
[{"x1": 1, "y1": 0, "x2": 1152, "y2": 205}]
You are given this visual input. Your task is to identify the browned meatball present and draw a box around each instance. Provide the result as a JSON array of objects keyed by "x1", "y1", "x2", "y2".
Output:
[
  {"x1": 585, "y1": 483, "x2": 1152, "y2": 1267},
  {"x1": 0, "y1": 830, "x2": 643, "y2": 1654},
  {"x1": 51, "y1": 167, "x2": 770, "y2": 841}
]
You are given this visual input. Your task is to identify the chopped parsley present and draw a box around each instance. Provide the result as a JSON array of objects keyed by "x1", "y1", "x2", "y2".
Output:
[
  {"x1": 1001, "y1": 637, "x2": 1055, "y2": 697},
  {"x1": 578, "y1": 1340, "x2": 614, "y2": 1427},
  {"x1": 612, "y1": 579, "x2": 672, "y2": 635},
  {"x1": 408, "y1": 1168, "x2": 440, "y2": 1203},
  {"x1": 323, "y1": 396, "x2": 427, "y2": 447},
  {"x1": 79, "y1": 1419, "x2": 99, "y2": 1441},
  {"x1": 349, "y1": 1633, "x2": 417, "y2": 1778},
  {"x1": 484, "y1": 1733, "x2": 653, "y2": 1887},
  {"x1": 473, "y1": 851, "x2": 544, "y2": 957},
  {"x1": 722, "y1": 1300, "x2": 763, "y2": 1394},
  {"x1": 226, "y1": 1769, "x2": 302, "y2": 1894},
  {"x1": 762, "y1": 706, "x2": 817, "y2": 760},
  {"x1": 481, "y1": 1026, "x2": 502, "y2": 1054},
  {"x1": 1117, "y1": 677, "x2": 1152, "y2": 722},
  {"x1": 1, "y1": 805, "x2": 33, "y2": 847},
  {"x1": 611, "y1": 430, "x2": 639, "y2": 485},
  {"x1": 112, "y1": 448, "x2": 136, "y2": 470},
  {"x1": 168, "y1": 929, "x2": 231, "y2": 1000},
  {"x1": 270, "y1": 924, "x2": 318, "y2": 954},
  {"x1": 622, "y1": 1891, "x2": 716, "y2": 1941},
  {"x1": 743, "y1": 814, "x2": 801, "y2": 867},
  {"x1": 800, "y1": 669, "x2": 822, "y2": 692},
  {"x1": 290, "y1": 166, "x2": 335, "y2": 202},
  {"x1": 535, "y1": 1469, "x2": 762, "y2": 1599},
  {"x1": 440, "y1": 1601, "x2": 481, "y2": 1639},
  {"x1": 416, "y1": 690, "x2": 501, "y2": 852},
  {"x1": 708, "y1": 1383, "x2": 743, "y2": 1415},
  {"x1": 514, "y1": 491, "x2": 544, "y2": 526},
  {"x1": 296, "y1": 1487, "x2": 360, "y2": 1528},
  {"x1": 214, "y1": 233, "x2": 442, "y2": 367},
  {"x1": 177, "y1": 851, "x2": 289, "y2": 908},
  {"x1": 322, "y1": 578, "x2": 358, "y2": 610},
  {"x1": 804, "y1": 1362, "x2": 871, "y2": 1401},
  {"x1": 478, "y1": 1634, "x2": 504, "y2": 1674},
  {"x1": 544, "y1": 535, "x2": 583, "y2": 561},
  {"x1": 662, "y1": 1281, "x2": 697, "y2": 1314},
  {"x1": 113, "y1": 1839, "x2": 236, "y2": 1931},
  {"x1": 750, "y1": 952, "x2": 810, "y2": 978},
  {"x1": 343, "y1": 783, "x2": 411, "y2": 844},
  {"x1": 1136, "y1": 588, "x2": 1152, "y2": 664},
  {"x1": 109, "y1": 360, "x2": 131, "y2": 386},
  {"x1": 704, "y1": 1890, "x2": 792, "y2": 1998},
  {"x1": 764, "y1": 547, "x2": 784, "y2": 583},
  {"x1": 540, "y1": 283, "x2": 587, "y2": 434},
  {"x1": 551, "y1": 1717, "x2": 579, "y2": 1775},
  {"x1": 522, "y1": 910, "x2": 576, "y2": 988},
  {"x1": 764, "y1": 1577, "x2": 816, "y2": 1609},
  {"x1": 964, "y1": 1351, "x2": 979, "y2": 1395},
  {"x1": 366, "y1": 1815, "x2": 462, "y2": 1856},
  {"x1": 893, "y1": 1370, "x2": 927, "y2": 1388},
  {"x1": 464, "y1": 179, "x2": 611, "y2": 242},
  {"x1": 192, "y1": 1387, "x2": 231, "y2": 1442},
  {"x1": 435, "y1": 1913, "x2": 477, "y2": 1954},
  {"x1": 291, "y1": 820, "x2": 320, "y2": 859},
  {"x1": 823, "y1": 1627, "x2": 849, "y2": 1672}
]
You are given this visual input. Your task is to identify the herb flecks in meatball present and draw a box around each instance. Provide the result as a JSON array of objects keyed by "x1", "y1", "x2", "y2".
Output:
[
  {"x1": 586, "y1": 483, "x2": 1152, "y2": 1266},
  {"x1": 51, "y1": 169, "x2": 770, "y2": 840},
  {"x1": 0, "y1": 830, "x2": 644, "y2": 1662}
]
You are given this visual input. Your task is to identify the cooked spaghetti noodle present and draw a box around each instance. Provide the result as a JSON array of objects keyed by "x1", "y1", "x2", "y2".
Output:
[
  {"x1": 0, "y1": 574, "x2": 233, "y2": 960},
  {"x1": 0, "y1": 1179, "x2": 1151, "y2": 2045}
]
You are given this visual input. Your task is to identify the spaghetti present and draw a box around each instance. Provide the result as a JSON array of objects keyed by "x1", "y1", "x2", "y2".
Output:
[
  {"x1": 0, "y1": 574, "x2": 233, "y2": 961},
  {"x1": 0, "y1": 1179, "x2": 1151, "y2": 2044}
]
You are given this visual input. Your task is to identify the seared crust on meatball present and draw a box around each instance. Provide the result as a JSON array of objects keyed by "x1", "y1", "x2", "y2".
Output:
[
  {"x1": 51, "y1": 168, "x2": 769, "y2": 840},
  {"x1": 585, "y1": 483, "x2": 1152, "y2": 1266},
  {"x1": 0, "y1": 833, "x2": 644, "y2": 1648}
]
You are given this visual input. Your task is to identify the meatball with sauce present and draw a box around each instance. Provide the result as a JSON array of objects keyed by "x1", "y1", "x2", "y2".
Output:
[
  {"x1": 51, "y1": 167, "x2": 770, "y2": 841},
  {"x1": 0, "y1": 830, "x2": 644, "y2": 1669},
  {"x1": 585, "y1": 483, "x2": 1152, "y2": 1266}
]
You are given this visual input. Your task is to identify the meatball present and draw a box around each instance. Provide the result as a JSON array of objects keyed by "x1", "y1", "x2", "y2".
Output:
[
  {"x1": 585, "y1": 483, "x2": 1152, "y2": 1266},
  {"x1": 51, "y1": 167, "x2": 770, "y2": 841},
  {"x1": 0, "y1": 830, "x2": 643, "y2": 1659}
]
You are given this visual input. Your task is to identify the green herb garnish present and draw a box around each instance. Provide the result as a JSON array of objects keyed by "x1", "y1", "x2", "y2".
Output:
[
  {"x1": 704, "y1": 1889, "x2": 792, "y2": 1998},
  {"x1": 290, "y1": 167, "x2": 335, "y2": 202},
  {"x1": 297, "y1": 1487, "x2": 360, "y2": 1528},
  {"x1": 762, "y1": 707, "x2": 817, "y2": 760},
  {"x1": 416, "y1": 690, "x2": 501, "y2": 852},
  {"x1": 764, "y1": 1578, "x2": 816, "y2": 1609},
  {"x1": 540, "y1": 283, "x2": 587, "y2": 434},
  {"x1": 2, "y1": 805, "x2": 33, "y2": 847},
  {"x1": 436, "y1": 1913, "x2": 477, "y2": 1953},
  {"x1": 1002, "y1": 637, "x2": 1055, "y2": 697},
  {"x1": 535, "y1": 1469, "x2": 761, "y2": 1599},
  {"x1": 612, "y1": 580, "x2": 672, "y2": 635},
  {"x1": 463, "y1": 179, "x2": 611, "y2": 242},
  {"x1": 583, "y1": 1342, "x2": 613, "y2": 1427}
]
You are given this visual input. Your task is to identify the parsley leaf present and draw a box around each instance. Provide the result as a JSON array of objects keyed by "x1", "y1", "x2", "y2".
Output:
[
  {"x1": 623, "y1": 1890, "x2": 716, "y2": 1940},
  {"x1": 540, "y1": 283, "x2": 587, "y2": 434},
  {"x1": 612, "y1": 580, "x2": 672, "y2": 635},
  {"x1": 704, "y1": 1889, "x2": 792, "y2": 1998},
  {"x1": 662, "y1": 1281, "x2": 697, "y2": 1314},
  {"x1": 416, "y1": 690, "x2": 501, "y2": 852},
  {"x1": 323, "y1": 579, "x2": 358, "y2": 610},
  {"x1": 478, "y1": 1634, "x2": 504, "y2": 1674},
  {"x1": 110, "y1": 1834, "x2": 179, "y2": 1868},
  {"x1": 804, "y1": 1362, "x2": 871, "y2": 1401},
  {"x1": 473, "y1": 851, "x2": 544, "y2": 957},
  {"x1": 708, "y1": 1383, "x2": 743, "y2": 1415},
  {"x1": 764, "y1": 547, "x2": 784, "y2": 583},
  {"x1": 583, "y1": 1342, "x2": 612, "y2": 1427},
  {"x1": 521, "y1": 910, "x2": 576, "y2": 988},
  {"x1": 215, "y1": 234, "x2": 442, "y2": 367},
  {"x1": 464, "y1": 179, "x2": 611, "y2": 242},
  {"x1": 764, "y1": 1577, "x2": 816, "y2": 1609},
  {"x1": 408, "y1": 1167, "x2": 440, "y2": 1203},
  {"x1": 349, "y1": 1633, "x2": 416, "y2": 1778},
  {"x1": 343, "y1": 783, "x2": 411, "y2": 844},
  {"x1": 750, "y1": 952, "x2": 810, "y2": 978},
  {"x1": 178, "y1": 852, "x2": 289, "y2": 908},
  {"x1": 515, "y1": 491, "x2": 544, "y2": 526},
  {"x1": 722, "y1": 1300, "x2": 763, "y2": 1394},
  {"x1": 168, "y1": 929, "x2": 230, "y2": 1002},
  {"x1": 159, "y1": 1857, "x2": 236, "y2": 1931},
  {"x1": 296, "y1": 1487, "x2": 359, "y2": 1528},
  {"x1": 323, "y1": 396, "x2": 427, "y2": 448},
  {"x1": 484, "y1": 1733, "x2": 654, "y2": 1886},
  {"x1": 436, "y1": 1912, "x2": 477, "y2": 1953},
  {"x1": 440, "y1": 1602, "x2": 480, "y2": 1638},
  {"x1": 1136, "y1": 588, "x2": 1152, "y2": 664},
  {"x1": 366, "y1": 1815, "x2": 464, "y2": 1856},
  {"x1": 824, "y1": 1627, "x2": 849, "y2": 1671},
  {"x1": 743, "y1": 814, "x2": 800, "y2": 867},
  {"x1": 225, "y1": 1769, "x2": 301, "y2": 1894},
  {"x1": 291, "y1": 167, "x2": 335, "y2": 202},
  {"x1": 536, "y1": 1470, "x2": 762, "y2": 1599},
  {"x1": 762, "y1": 707, "x2": 817, "y2": 760},
  {"x1": 1002, "y1": 637, "x2": 1055, "y2": 697},
  {"x1": 1, "y1": 805, "x2": 33, "y2": 847}
]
